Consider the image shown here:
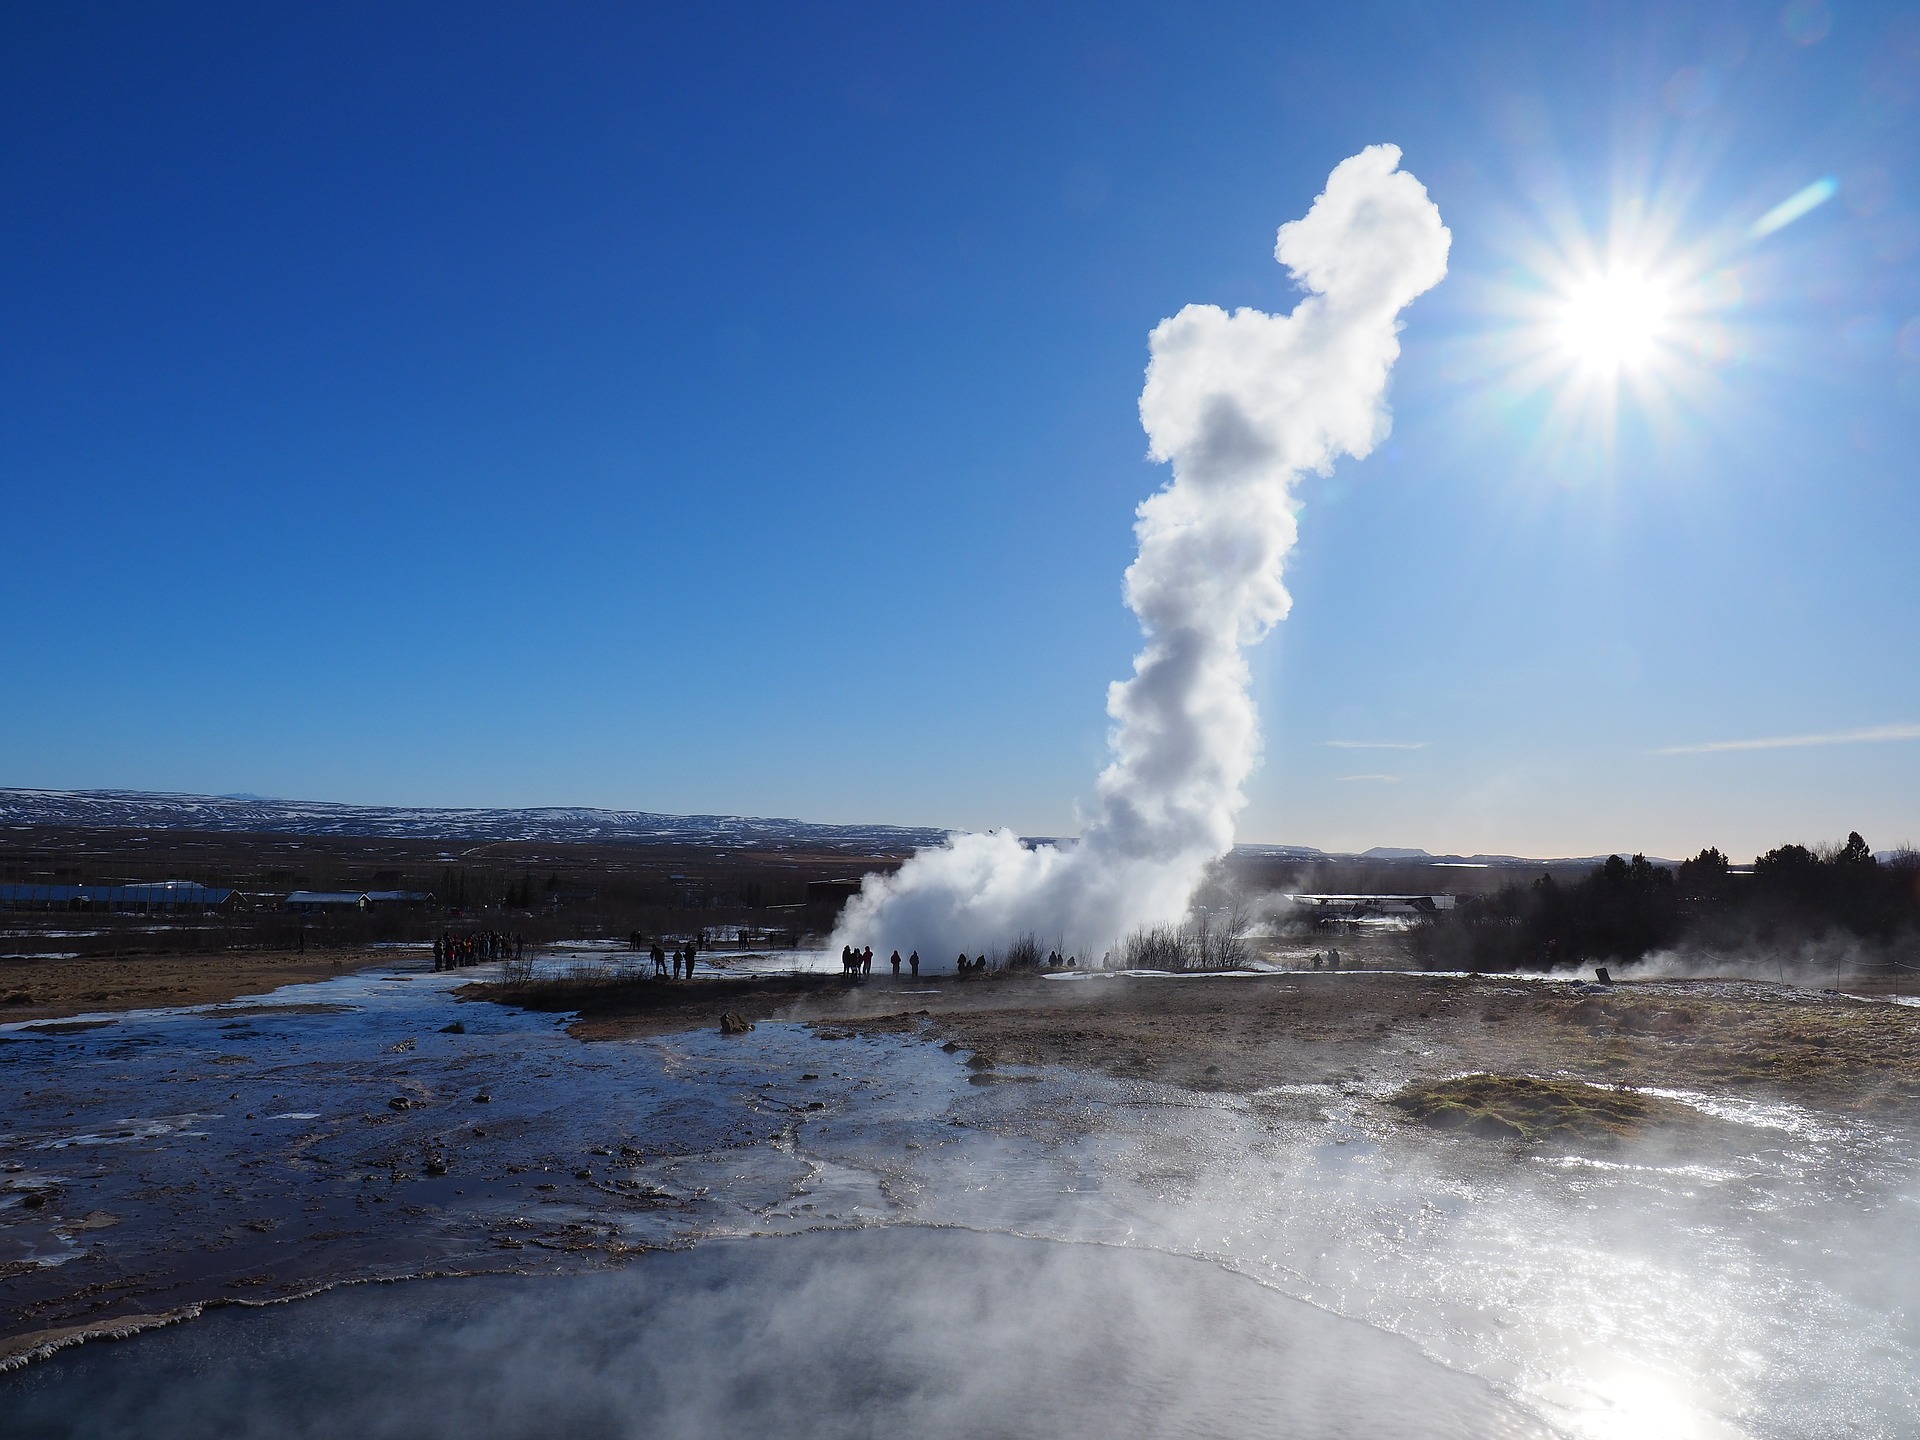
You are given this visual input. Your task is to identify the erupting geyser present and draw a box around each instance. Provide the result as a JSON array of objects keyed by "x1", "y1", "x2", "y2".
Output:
[{"x1": 835, "y1": 145, "x2": 1450, "y2": 961}]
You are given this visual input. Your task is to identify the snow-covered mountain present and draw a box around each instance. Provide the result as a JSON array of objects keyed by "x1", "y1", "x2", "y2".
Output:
[{"x1": 0, "y1": 788, "x2": 949, "y2": 851}]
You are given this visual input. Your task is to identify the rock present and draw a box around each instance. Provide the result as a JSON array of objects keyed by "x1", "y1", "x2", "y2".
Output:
[
  {"x1": 473, "y1": 1092, "x2": 491, "y2": 1104},
  {"x1": 719, "y1": 1012, "x2": 755, "y2": 1035},
  {"x1": 387, "y1": 1096, "x2": 412, "y2": 1111},
  {"x1": 1468, "y1": 1113, "x2": 1527, "y2": 1140},
  {"x1": 439, "y1": 1021, "x2": 466, "y2": 1034},
  {"x1": 424, "y1": 1154, "x2": 450, "y2": 1177}
]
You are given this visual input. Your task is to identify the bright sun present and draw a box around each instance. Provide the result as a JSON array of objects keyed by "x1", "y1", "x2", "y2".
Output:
[{"x1": 1556, "y1": 268, "x2": 1675, "y2": 374}]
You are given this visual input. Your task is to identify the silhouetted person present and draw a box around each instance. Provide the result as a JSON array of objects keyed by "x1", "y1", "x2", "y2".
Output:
[
  {"x1": 684, "y1": 948, "x2": 697, "y2": 980},
  {"x1": 890, "y1": 949, "x2": 902, "y2": 975},
  {"x1": 908, "y1": 950, "x2": 919, "y2": 976},
  {"x1": 862, "y1": 945, "x2": 873, "y2": 975},
  {"x1": 673, "y1": 950, "x2": 683, "y2": 981}
]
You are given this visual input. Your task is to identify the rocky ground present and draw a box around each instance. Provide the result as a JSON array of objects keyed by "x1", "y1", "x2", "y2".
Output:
[{"x1": 481, "y1": 965, "x2": 1920, "y2": 1121}]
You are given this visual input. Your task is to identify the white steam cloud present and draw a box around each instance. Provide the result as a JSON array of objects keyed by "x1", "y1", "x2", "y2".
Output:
[{"x1": 836, "y1": 145, "x2": 1449, "y2": 963}]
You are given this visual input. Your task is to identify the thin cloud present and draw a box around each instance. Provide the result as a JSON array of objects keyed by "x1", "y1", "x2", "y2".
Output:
[
  {"x1": 1338, "y1": 773, "x2": 1400, "y2": 782},
  {"x1": 1324, "y1": 740, "x2": 1428, "y2": 750},
  {"x1": 1659, "y1": 722, "x2": 1920, "y2": 756}
]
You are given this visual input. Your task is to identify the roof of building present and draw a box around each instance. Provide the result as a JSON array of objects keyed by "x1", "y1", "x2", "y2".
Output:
[{"x1": 0, "y1": 882, "x2": 236, "y2": 905}]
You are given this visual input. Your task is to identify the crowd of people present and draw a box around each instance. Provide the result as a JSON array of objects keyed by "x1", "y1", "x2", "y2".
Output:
[
  {"x1": 840, "y1": 945, "x2": 924, "y2": 976},
  {"x1": 434, "y1": 930, "x2": 522, "y2": 970}
]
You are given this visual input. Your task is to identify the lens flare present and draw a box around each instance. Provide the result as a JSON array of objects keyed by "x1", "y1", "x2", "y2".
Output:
[{"x1": 1556, "y1": 269, "x2": 1674, "y2": 373}]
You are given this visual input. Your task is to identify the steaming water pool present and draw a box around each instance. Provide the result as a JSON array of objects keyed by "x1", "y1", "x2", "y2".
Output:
[
  {"x1": 0, "y1": 1227, "x2": 1548, "y2": 1439},
  {"x1": 3, "y1": 962, "x2": 1918, "y2": 1437}
]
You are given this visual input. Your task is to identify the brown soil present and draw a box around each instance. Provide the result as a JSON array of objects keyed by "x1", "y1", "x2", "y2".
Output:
[
  {"x1": 0, "y1": 948, "x2": 403, "y2": 1021},
  {"x1": 479, "y1": 970, "x2": 1920, "y2": 1119}
]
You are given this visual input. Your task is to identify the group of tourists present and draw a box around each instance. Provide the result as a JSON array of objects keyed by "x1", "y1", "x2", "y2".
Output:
[
  {"x1": 434, "y1": 930, "x2": 521, "y2": 970},
  {"x1": 840, "y1": 946, "x2": 922, "y2": 976},
  {"x1": 646, "y1": 939, "x2": 701, "y2": 980},
  {"x1": 1311, "y1": 949, "x2": 1343, "y2": 970}
]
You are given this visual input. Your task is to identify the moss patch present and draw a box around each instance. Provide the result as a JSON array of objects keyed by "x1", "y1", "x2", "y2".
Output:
[{"x1": 1388, "y1": 1073, "x2": 1699, "y2": 1143}]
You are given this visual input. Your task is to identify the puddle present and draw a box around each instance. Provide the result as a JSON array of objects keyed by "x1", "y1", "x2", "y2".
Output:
[{"x1": 0, "y1": 1228, "x2": 1548, "y2": 1439}]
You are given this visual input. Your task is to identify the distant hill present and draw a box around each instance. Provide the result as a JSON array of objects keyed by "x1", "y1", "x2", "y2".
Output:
[
  {"x1": 0, "y1": 788, "x2": 949, "y2": 852},
  {"x1": 0, "y1": 788, "x2": 1663, "y2": 869}
]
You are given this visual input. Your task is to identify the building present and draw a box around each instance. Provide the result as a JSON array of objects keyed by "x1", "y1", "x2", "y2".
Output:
[
  {"x1": 364, "y1": 890, "x2": 434, "y2": 908},
  {"x1": 0, "y1": 882, "x2": 239, "y2": 913},
  {"x1": 284, "y1": 891, "x2": 371, "y2": 912}
]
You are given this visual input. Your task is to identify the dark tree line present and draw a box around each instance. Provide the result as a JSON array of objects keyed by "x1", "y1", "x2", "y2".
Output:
[{"x1": 1411, "y1": 833, "x2": 1920, "y2": 971}]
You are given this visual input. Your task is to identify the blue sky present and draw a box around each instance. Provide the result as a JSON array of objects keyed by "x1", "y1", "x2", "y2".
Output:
[{"x1": 3, "y1": 0, "x2": 1917, "y2": 860}]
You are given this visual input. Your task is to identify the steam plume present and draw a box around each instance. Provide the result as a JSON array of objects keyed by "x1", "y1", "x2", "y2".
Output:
[{"x1": 836, "y1": 146, "x2": 1449, "y2": 961}]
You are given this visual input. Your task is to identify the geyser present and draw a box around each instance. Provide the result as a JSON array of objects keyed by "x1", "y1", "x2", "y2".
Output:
[{"x1": 835, "y1": 145, "x2": 1450, "y2": 961}]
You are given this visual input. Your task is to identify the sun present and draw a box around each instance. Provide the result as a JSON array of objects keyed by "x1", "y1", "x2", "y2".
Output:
[{"x1": 1555, "y1": 267, "x2": 1676, "y2": 374}]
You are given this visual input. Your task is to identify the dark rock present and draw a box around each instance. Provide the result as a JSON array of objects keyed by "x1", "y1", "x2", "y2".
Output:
[
  {"x1": 719, "y1": 1012, "x2": 755, "y2": 1035},
  {"x1": 387, "y1": 1096, "x2": 412, "y2": 1111},
  {"x1": 439, "y1": 1021, "x2": 466, "y2": 1034},
  {"x1": 473, "y1": 1092, "x2": 491, "y2": 1104}
]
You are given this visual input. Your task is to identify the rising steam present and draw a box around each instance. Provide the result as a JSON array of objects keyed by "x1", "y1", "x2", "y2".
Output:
[{"x1": 835, "y1": 146, "x2": 1450, "y2": 962}]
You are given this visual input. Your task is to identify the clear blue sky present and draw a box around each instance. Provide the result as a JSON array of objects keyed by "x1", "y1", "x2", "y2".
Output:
[{"x1": 4, "y1": 1, "x2": 1917, "y2": 860}]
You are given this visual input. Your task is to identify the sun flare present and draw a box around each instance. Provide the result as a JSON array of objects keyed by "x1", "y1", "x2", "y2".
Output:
[{"x1": 1556, "y1": 268, "x2": 1675, "y2": 374}]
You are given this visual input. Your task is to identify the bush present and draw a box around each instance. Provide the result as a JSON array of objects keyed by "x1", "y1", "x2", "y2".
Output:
[
  {"x1": 1003, "y1": 933, "x2": 1044, "y2": 970},
  {"x1": 1121, "y1": 924, "x2": 1184, "y2": 970}
]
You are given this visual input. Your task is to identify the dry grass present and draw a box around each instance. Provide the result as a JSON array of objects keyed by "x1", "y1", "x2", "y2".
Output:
[{"x1": 1388, "y1": 1072, "x2": 1701, "y2": 1143}]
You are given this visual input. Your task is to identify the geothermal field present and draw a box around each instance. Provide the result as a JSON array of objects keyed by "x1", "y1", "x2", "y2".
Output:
[
  {"x1": 2, "y1": 802, "x2": 1918, "y2": 1439},
  {"x1": 8, "y1": 8, "x2": 1920, "y2": 1438}
]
